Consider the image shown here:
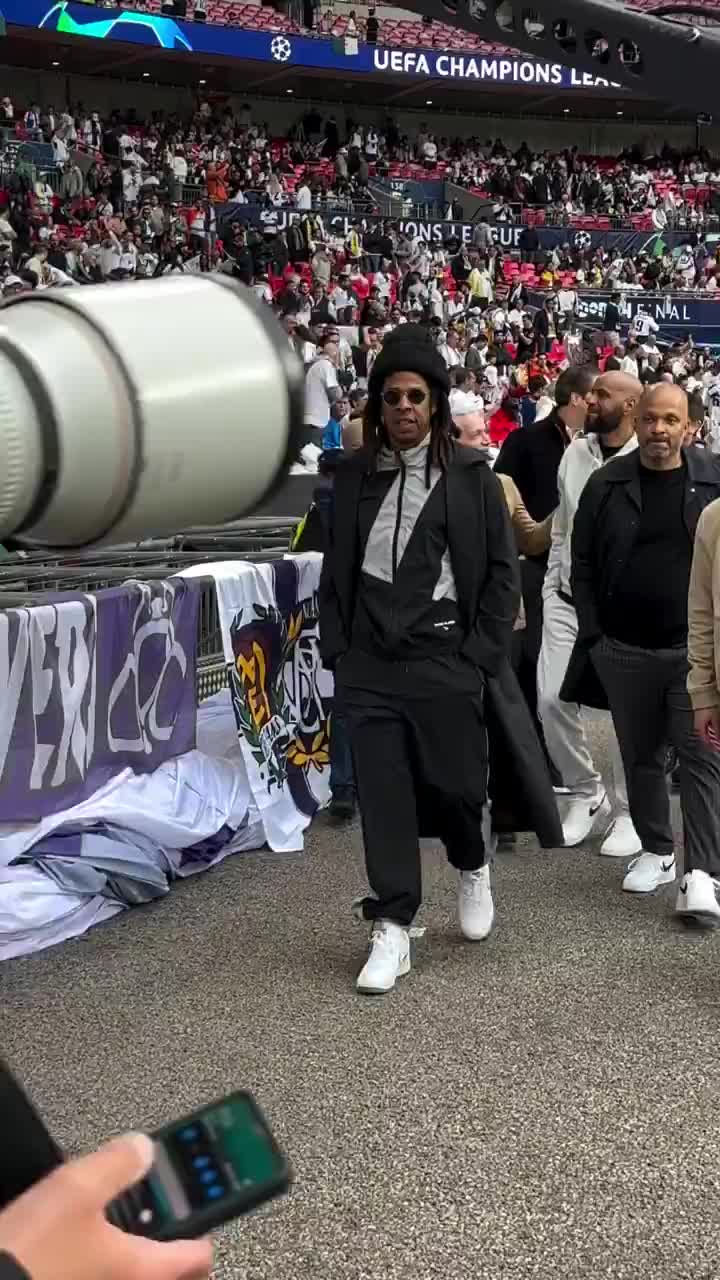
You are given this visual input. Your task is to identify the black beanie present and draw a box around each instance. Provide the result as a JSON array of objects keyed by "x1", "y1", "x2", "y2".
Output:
[{"x1": 368, "y1": 323, "x2": 450, "y2": 397}]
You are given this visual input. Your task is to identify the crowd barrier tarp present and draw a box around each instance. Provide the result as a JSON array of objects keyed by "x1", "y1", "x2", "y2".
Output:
[
  {"x1": 0, "y1": 558, "x2": 331, "y2": 958},
  {"x1": 527, "y1": 287, "x2": 720, "y2": 345},
  {"x1": 181, "y1": 556, "x2": 332, "y2": 853},
  {"x1": 0, "y1": 690, "x2": 266, "y2": 960},
  {"x1": 218, "y1": 204, "x2": 697, "y2": 257},
  {"x1": 4, "y1": 0, "x2": 623, "y2": 96},
  {"x1": 0, "y1": 578, "x2": 200, "y2": 823}
]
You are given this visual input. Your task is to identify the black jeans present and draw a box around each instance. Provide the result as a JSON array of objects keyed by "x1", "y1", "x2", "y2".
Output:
[
  {"x1": 593, "y1": 637, "x2": 720, "y2": 872},
  {"x1": 344, "y1": 688, "x2": 491, "y2": 925}
]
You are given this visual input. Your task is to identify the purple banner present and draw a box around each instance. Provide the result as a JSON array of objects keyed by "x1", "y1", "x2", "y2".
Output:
[{"x1": 0, "y1": 578, "x2": 200, "y2": 822}]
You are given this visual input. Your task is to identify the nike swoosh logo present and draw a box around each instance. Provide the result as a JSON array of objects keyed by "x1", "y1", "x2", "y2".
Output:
[
  {"x1": 680, "y1": 883, "x2": 688, "y2": 895},
  {"x1": 661, "y1": 860, "x2": 675, "y2": 873},
  {"x1": 589, "y1": 793, "x2": 607, "y2": 816}
]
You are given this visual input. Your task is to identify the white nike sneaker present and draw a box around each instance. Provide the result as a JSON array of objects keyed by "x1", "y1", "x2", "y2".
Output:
[
  {"x1": 356, "y1": 920, "x2": 410, "y2": 994},
  {"x1": 675, "y1": 869, "x2": 720, "y2": 925},
  {"x1": 458, "y1": 865, "x2": 494, "y2": 941},
  {"x1": 622, "y1": 851, "x2": 676, "y2": 894},
  {"x1": 599, "y1": 814, "x2": 642, "y2": 858},
  {"x1": 562, "y1": 790, "x2": 612, "y2": 847}
]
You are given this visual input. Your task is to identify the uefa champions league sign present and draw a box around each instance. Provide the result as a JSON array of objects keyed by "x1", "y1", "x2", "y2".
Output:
[{"x1": 371, "y1": 47, "x2": 619, "y2": 88}]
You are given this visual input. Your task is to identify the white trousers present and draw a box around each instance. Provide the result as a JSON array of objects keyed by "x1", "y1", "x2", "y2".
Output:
[{"x1": 538, "y1": 591, "x2": 629, "y2": 810}]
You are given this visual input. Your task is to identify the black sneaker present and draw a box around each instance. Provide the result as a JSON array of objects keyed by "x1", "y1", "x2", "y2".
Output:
[{"x1": 329, "y1": 786, "x2": 356, "y2": 820}]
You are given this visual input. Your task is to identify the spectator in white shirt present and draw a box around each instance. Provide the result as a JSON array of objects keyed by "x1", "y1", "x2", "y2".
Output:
[
  {"x1": 438, "y1": 327, "x2": 464, "y2": 369},
  {"x1": 39, "y1": 262, "x2": 75, "y2": 289},
  {"x1": 303, "y1": 334, "x2": 340, "y2": 448},
  {"x1": 83, "y1": 112, "x2": 103, "y2": 150},
  {"x1": 26, "y1": 247, "x2": 48, "y2": 283},
  {"x1": 296, "y1": 182, "x2": 312, "y2": 211},
  {"x1": 620, "y1": 342, "x2": 640, "y2": 379},
  {"x1": 58, "y1": 110, "x2": 77, "y2": 145},
  {"x1": 423, "y1": 136, "x2": 438, "y2": 167},
  {"x1": 136, "y1": 244, "x2": 159, "y2": 278},
  {"x1": 629, "y1": 311, "x2": 659, "y2": 342},
  {"x1": 51, "y1": 133, "x2": 68, "y2": 166},
  {"x1": 0, "y1": 212, "x2": 17, "y2": 249},
  {"x1": 171, "y1": 148, "x2": 188, "y2": 198},
  {"x1": 33, "y1": 181, "x2": 54, "y2": 215},
  {"x1": 557, "y1": 285, "x2": 577, "y2": 318},
  {"x1": 109, "y1": 232, "x2": 137, "y2": 280},
  {"x1": 253, "y1": 274, "x2": 273, "y2": 304},
  {"x1": 122, "y1": 159, "x2": 145, "y2": 206},
  {"x1": 372, "y1": 269, "x2": 391, "y2": 300}
]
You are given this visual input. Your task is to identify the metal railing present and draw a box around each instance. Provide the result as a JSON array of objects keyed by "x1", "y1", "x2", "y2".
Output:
[{"x1": 0, "y1": 517, "x2": 299, "y2": 703}]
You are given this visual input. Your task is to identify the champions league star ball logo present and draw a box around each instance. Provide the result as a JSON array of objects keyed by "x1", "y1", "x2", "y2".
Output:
[
  {"x1": 271, "y1": 34, "x2": 292, "y2": 62},
  {"x1": 573, "y1": 230, "x2": 593, "y2": 250},
  {"x1": 38, "y1": 1, "x2": 193, "y2": 50}
]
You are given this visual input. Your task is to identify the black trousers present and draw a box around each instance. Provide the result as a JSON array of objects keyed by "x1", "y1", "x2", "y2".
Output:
[
  {"x1": 344, "y1": 688, "x2": 491, "y2": 926},
  {"x1": 593, "y1": 637, "x2": 720, "y2": 872}
]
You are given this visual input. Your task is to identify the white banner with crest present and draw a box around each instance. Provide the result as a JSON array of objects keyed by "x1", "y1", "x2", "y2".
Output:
[{"x1": 181, "y1": 555, "x2": 332, "y2": 852}]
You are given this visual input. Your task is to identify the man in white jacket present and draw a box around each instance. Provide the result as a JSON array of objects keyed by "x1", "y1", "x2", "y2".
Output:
[{"x1": 538, "y1": 371, "x2": 642, "y2": 853}]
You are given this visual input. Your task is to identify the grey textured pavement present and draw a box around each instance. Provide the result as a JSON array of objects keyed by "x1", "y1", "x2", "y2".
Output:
[{"x1": 4, "y1": 722, "x2": 720, "y2": 1280}]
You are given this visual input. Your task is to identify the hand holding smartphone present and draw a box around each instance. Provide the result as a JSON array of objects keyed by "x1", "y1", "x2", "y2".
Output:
[
  {"x1": 0, "y1": 1061, "x2": 291, "y2": 1243},
  {"x1": 107, "y1": 1092, "x2": 291, "y2": 1241}
]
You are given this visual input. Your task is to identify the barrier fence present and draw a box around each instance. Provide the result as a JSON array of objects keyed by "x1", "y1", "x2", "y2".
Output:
[
  {"x1": 0, "y1": 517, "x2": 299, "y2": 701},
  {"x1": 0, "y1": 533, "x2": 331, "y2": 960}
]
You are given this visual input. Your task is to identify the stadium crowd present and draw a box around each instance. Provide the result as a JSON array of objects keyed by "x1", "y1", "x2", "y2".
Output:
[
  {"x1": 2, "y1": 94, "x2": 720, "y2": 463},
  {"x1": 2, "y1": 97, "x2": 720, "y2": 453},
  {"x1": 290, "y1": 268, "x2": 720, "y2": 462},
  {"x1": 3, "y1": 90, "x2": 720, "y2": 225}
]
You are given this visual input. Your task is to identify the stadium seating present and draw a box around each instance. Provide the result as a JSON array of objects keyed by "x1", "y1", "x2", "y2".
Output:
[{"x1": 134, "y1": 0, "x2": 501, "y2": 49}]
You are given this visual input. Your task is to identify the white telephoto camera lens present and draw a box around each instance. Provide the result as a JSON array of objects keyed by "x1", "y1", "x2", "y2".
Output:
[{"x1": 0, "y1": 275, "x2": 304, "y2": 547}]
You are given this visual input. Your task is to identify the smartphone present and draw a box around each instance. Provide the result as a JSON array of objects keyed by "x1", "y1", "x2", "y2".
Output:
[{"x1": 107, "y1": 1091, "x2": 291, "y2": 1241}]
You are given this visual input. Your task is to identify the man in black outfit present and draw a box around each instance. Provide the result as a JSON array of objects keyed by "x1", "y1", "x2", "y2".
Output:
[
  {"x1": 563, "y1": 383, "x2": 720, "y2": 913},
  {"x1": 533, "y1": 296, "x2": 556, "y2": 356},
  {"x1": 603, "y1": 291, "x2": 622, "y2": 341},
  {"x1": 495, "y1": 365, "x2": 596, "y2": 775},
  {"x1": 319, "y1": 326, "x2": 561, "y2": 994},
  {"x1": 518, "y1": 224, "x2": 539, "y2": 264}
]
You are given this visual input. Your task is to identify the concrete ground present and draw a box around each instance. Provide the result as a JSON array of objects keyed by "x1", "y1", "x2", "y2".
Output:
[{"x1": 4, "y1": 722, "x2": 720, "y2": 1280}]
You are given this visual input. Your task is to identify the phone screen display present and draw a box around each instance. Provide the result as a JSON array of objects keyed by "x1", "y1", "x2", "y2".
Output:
[{"x1": 113, "y1": 1094, "x2": 287, "y2": 1237}]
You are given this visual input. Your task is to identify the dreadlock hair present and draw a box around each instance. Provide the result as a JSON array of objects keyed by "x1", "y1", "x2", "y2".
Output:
[{"x1": 362, "y1": 379, "x2": 455, "y2": 488}]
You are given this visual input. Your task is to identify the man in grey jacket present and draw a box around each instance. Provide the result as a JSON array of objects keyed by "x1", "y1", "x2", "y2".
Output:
[{"x1": 538, "y1": 371, "x2": 642, "y2": 856}]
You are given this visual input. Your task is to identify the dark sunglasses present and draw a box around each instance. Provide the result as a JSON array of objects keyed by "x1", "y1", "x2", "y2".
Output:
[{"x1": 382, "y1": 387, "x2": 428, "y2": 407}]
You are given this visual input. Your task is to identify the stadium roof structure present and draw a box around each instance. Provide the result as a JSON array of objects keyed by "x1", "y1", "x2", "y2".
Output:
[{"x1": 0, "y1": 0, "x2": 717, "y2": 120}]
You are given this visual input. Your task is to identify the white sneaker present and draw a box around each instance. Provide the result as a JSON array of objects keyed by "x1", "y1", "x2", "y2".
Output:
[
  {"x1": 562, "y1": 790, "x2": 612, "y2": 847},
  {"x1": 600, "y1": 814, "x2": 642, "y2": 858},
  {"x1": 676, "y1": 869, "x2": 720, "y2": 925},
  {"x1": 622, "y1": 851, "x2": 676, "y2": 894},
  {"x1": 356, "y1": 920, "x2": 410, "y2": 994},
  {"x1": 458, "y1": 865, "x2": 494, "y2": 941}
]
